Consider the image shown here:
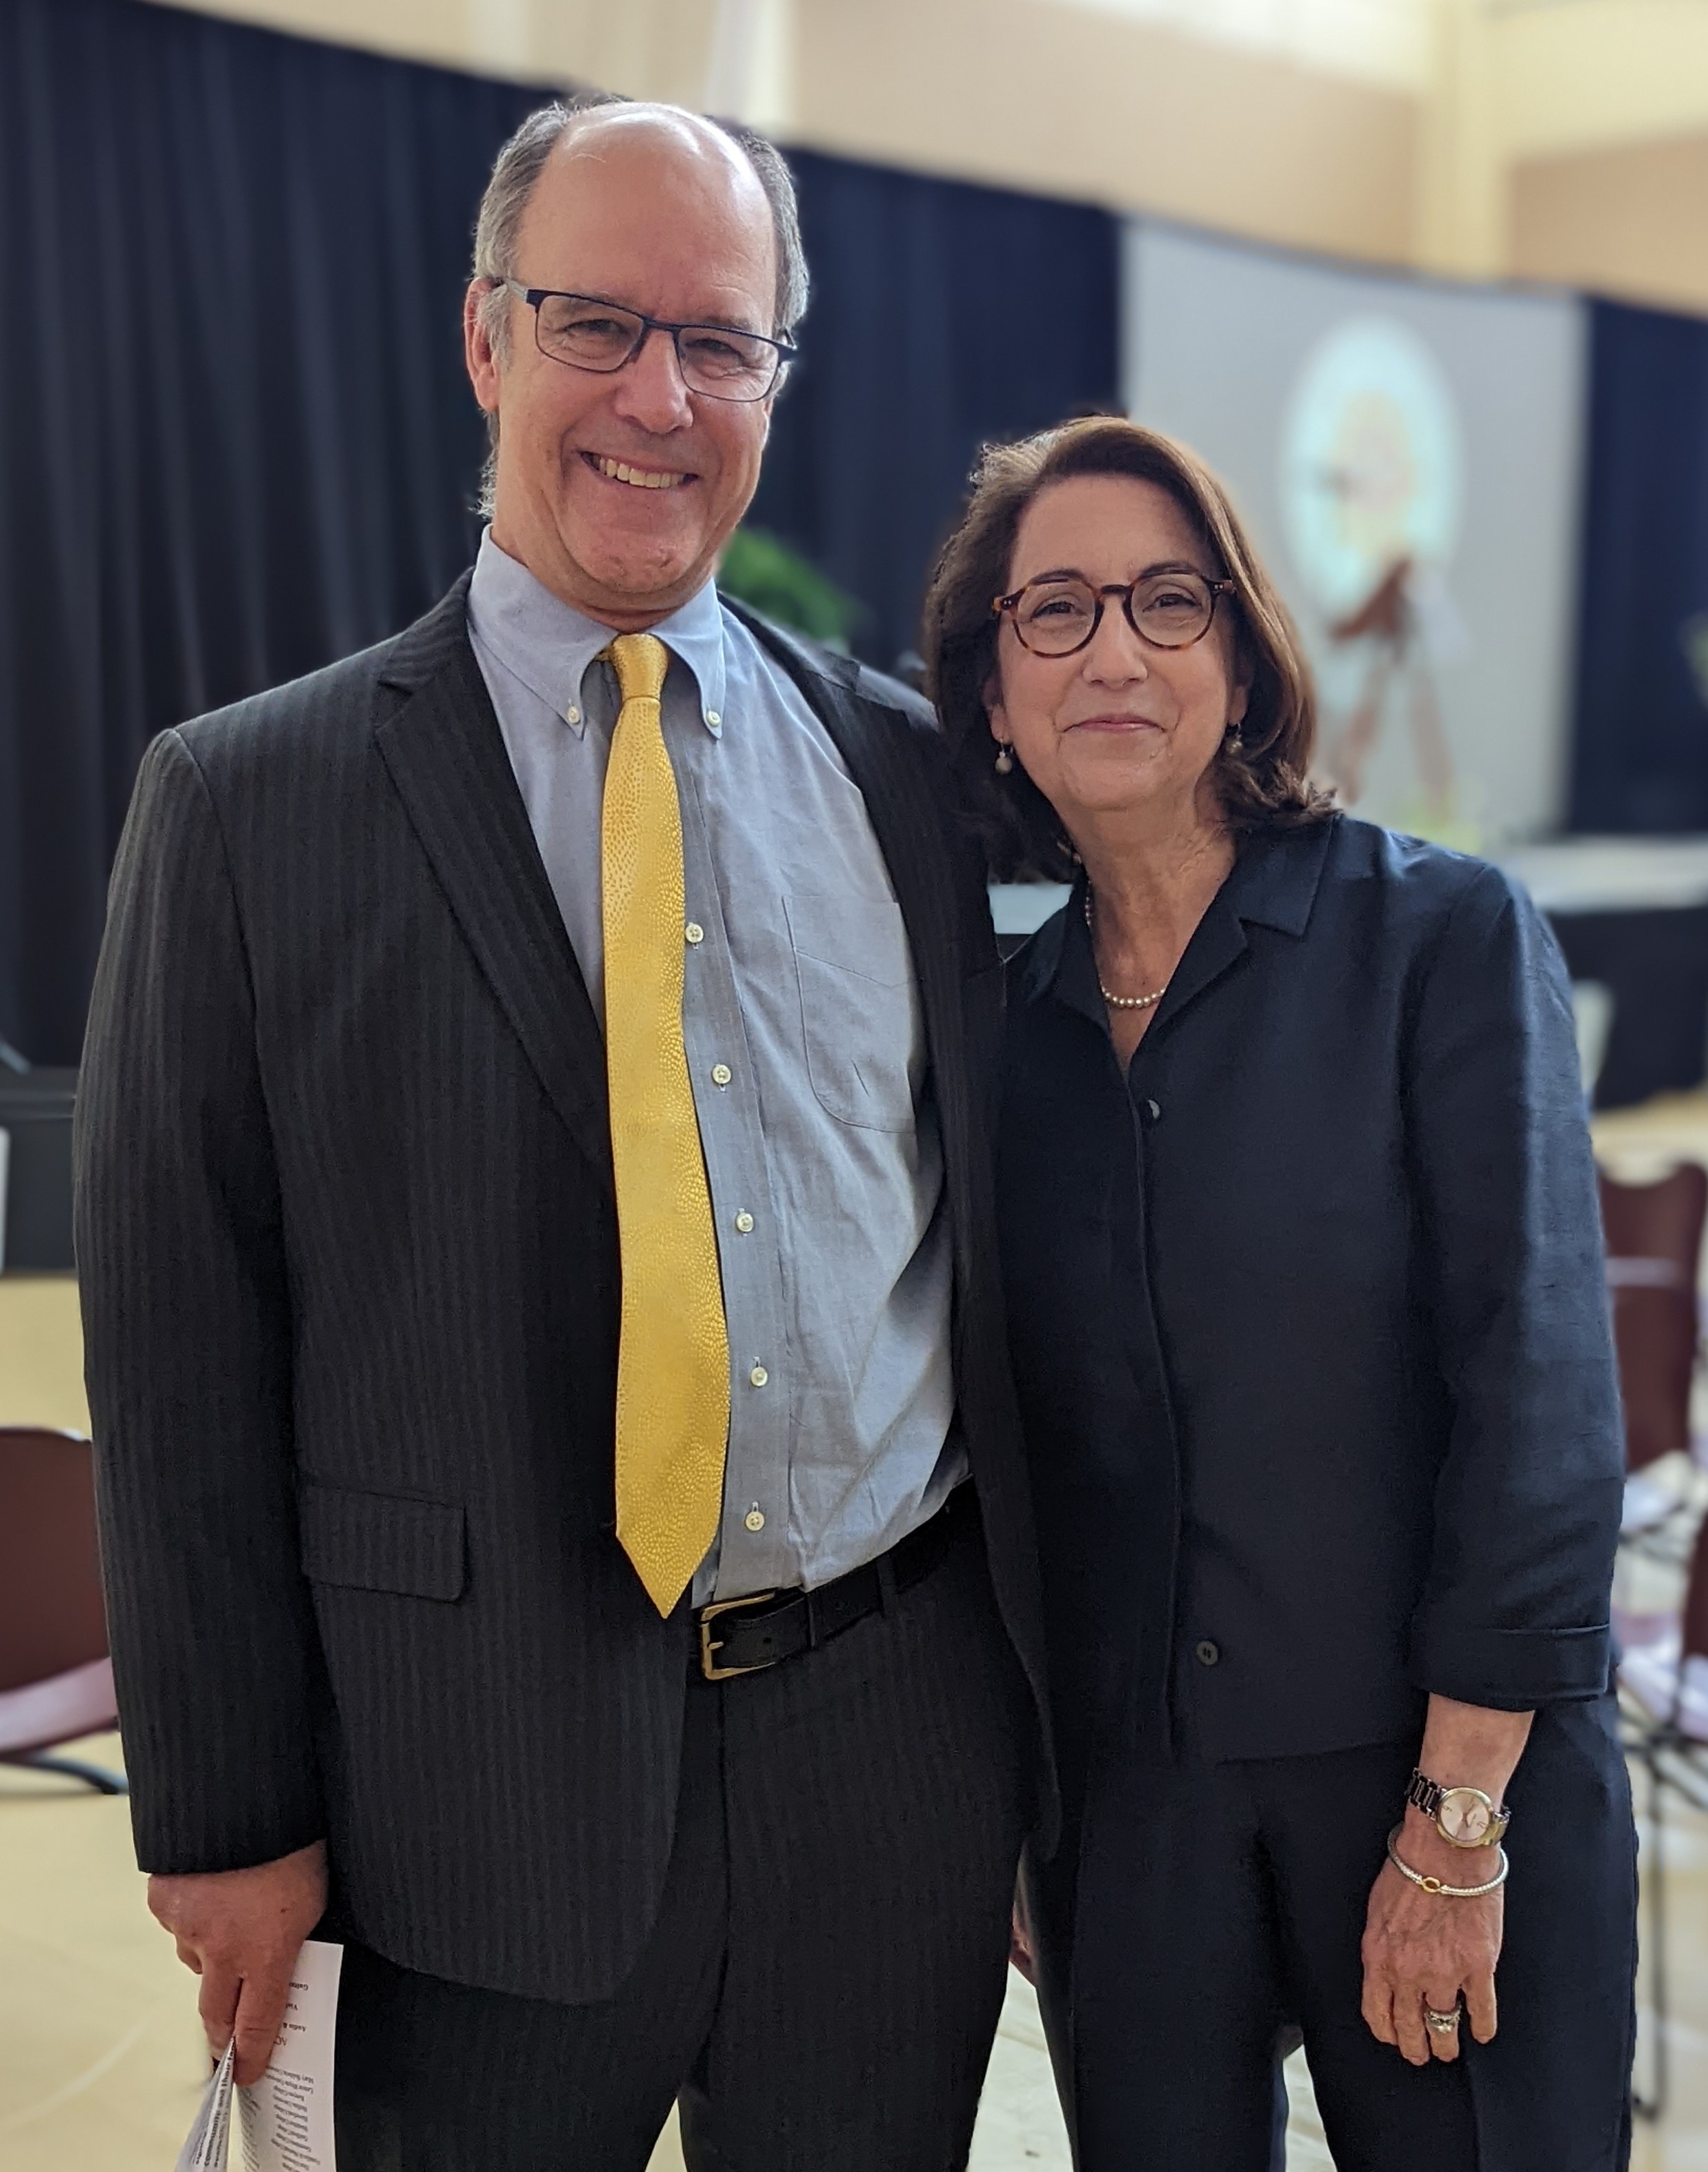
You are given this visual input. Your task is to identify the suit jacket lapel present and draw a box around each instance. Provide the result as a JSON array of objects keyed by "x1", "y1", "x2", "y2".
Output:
[{"x1": 373, "y1": 582, "x2": 613, "y2": 1190}]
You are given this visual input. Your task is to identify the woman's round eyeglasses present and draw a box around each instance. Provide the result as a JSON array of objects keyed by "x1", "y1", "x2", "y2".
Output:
[
  {"x1": 993, "y1": 570, "x2": 1235, "y2": 657},
  {"x1": 499, "y1": 281, "x2": 797, "y2": 403}
]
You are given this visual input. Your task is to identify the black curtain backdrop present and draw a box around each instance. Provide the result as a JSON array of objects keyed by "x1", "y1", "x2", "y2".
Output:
[
  {"x1": 0, "y1": 0, "x2": 1121, "y2": 1064},
  {"x1": 1569, "y1": 298, "x2": 1708, "y2": 833},
  {"x1": 0, "y1": 0, "x2": 541, "y2": 1062},
  {"x1": 748, "y1": 150, "x2": 1121, "y2": 674}
]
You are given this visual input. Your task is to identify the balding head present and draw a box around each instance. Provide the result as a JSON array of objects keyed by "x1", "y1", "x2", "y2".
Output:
[
  {"x1": 473, "y1": 93, "x2": 807, "y2": 368},
  {"x1": 463, "y1": 91, "x2": 805, "y2": 630}
]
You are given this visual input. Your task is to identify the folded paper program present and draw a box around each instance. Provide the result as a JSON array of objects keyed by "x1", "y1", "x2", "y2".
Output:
[
  {"x1": 177, "y1": 2041, "x2": 236, "y2": 2172},
  {"x1": 174, "y1": 1941, "x2": 344, "y2": 2172}
]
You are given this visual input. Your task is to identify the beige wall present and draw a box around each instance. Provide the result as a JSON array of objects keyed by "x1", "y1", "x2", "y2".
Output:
[
  {"x1": 1485, "y1": 0, "x2": 1708, "y2": 311},
  {"x1": 146, "y1": 0, "x2": 1417, "y2": 265},
  {"x1": 135, "y1": 0, "x2": 1708, "y2": 314},
  {"x1": 791, "y1": 0, "x2": 1416, "y2": 263},
  {"x1": 1511, "y1": 130, "x2": 1708, "y2": 316},
  {"x1": 1491, "y1": 0, "x2": 1708, "y2": 166}
]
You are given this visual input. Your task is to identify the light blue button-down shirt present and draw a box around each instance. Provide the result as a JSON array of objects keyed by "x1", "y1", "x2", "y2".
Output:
[{"x1": 466, "y1": 532, "x2": 963, "y2": 1602}]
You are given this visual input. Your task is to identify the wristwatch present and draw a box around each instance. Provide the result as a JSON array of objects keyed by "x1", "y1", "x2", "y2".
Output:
[{"x1": 1406, "y1": 1768, "x2": 1511, "y2": 1849}]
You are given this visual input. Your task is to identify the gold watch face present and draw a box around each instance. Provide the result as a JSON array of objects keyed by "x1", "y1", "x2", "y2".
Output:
[{"x1": 1438, "y1": 1789, "x2": 1494, "y2": 1846}]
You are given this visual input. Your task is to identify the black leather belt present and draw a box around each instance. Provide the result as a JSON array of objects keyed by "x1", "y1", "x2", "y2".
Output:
[{"x1": 696, "y1": 1482, "x2": 975, "y2": 1682}]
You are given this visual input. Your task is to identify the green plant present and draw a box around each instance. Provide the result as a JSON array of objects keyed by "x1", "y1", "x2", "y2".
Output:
[{"x1": 717, "y1": 527, "x2": 863, "y2": 651}]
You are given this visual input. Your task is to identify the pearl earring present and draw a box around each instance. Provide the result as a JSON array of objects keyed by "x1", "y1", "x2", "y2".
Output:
[
  {"x1": 1224, "y1": 725, "x2": 1244, "y2": 757},
  {"x1": 994, "y1": 744, "x2": 1015, "y2": 775}
]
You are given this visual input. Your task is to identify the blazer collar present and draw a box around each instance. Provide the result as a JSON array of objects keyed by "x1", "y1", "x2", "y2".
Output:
[
  {"x1": 1222, "y1": 814, "x2": 1338, "y2": 937},
  {"x1": 373, "y1": 573, "x2": 615, "y2": 1190},
  {"x1": 1017, "y1": 815, "x2": 1339, "y2": 1028}
]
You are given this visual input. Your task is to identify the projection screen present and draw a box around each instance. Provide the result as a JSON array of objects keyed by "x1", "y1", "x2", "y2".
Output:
[{"x1": 1124, "y1": 224, "x2": 1588, "y2": 847}]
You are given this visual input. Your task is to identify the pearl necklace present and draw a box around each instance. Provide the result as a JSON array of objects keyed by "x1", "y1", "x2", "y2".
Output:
[{"x1": 1084, "y1": 890, "x2": 1169, "y2": 1012}]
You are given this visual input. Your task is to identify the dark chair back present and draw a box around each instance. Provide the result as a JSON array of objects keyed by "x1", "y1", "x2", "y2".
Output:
[
  {"x1": 0, "y1": 1422, "x2": 108, "y2": 1683},
  {"x1": 1680, "y1": 1511, "x2": 1708, "y2": 1664},
  {"x1": 1599, "y1": 1165, "x2": 1708, "y2": 1473}
]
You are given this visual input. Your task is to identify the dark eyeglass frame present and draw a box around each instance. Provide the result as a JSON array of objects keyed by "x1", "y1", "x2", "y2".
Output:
[
  {"x1": 992, "y1": 571, "x2": 1238, "y2": 656},
  {"x1": 499, "y1": 279, "x2": 798, "y2": 403}
]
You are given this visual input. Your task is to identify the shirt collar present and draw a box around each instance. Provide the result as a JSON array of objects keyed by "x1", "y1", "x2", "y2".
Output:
[
  {"x1": 1013, "y1": 817, "x2": 1339, "y2": 1016},
  {"x1": 1220, "y1": 815, "x2": 1338, "y2": 935},
  {"x1": 466, "y1": 528, "x2": 728, "y2": 738}
]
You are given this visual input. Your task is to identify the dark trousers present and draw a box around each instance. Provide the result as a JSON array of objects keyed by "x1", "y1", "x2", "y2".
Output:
[
  {"x1": 1031, "y1": 1696, "x2": 1637, "y2": 2172},
  {"x1": 334, "y1": 1512, "x2": 1031, "y2": 2171}
]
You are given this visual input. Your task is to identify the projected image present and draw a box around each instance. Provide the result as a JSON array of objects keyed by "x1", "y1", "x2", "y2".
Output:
[
  {"x1": 1280, "y1": 317, "x2": 1467, "y2": 824},
  {"x1": 1125, "y1": 224, "x2": 1587, "y2": 847}
]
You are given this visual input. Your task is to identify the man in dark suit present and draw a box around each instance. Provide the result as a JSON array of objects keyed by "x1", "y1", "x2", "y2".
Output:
[{"x1": 75, "y1": 92, "x2": 1047, "y2": 2171}]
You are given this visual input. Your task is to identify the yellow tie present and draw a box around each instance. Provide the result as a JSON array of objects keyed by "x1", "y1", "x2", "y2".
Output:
[{"x1": 601, "y1": 633, "x2": 731, "y2": 1616}]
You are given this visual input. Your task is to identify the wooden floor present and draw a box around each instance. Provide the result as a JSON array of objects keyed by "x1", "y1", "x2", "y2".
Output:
[{"x1": 9, "y1": 1086, "x2": 1708, "y2": 2169}]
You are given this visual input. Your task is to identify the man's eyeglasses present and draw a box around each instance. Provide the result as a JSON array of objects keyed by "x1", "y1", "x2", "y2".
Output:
[
  {"x1": 499, "y1": 281, "x2": 797, "y2": 403},
  {"x1": 993, "y1": 570, "x2": 1236, "y2": 657}
]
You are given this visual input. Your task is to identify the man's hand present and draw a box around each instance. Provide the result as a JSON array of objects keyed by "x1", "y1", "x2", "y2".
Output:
[
  {"x1": 148, "y1": 1840, "x2": 328, "y2": 2085},
  {"x1": 1360, "y1": 1839, "x2": 1502, "y2": 2066}
]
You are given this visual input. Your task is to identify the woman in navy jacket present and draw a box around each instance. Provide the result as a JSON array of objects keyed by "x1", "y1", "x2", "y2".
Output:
[{"x1": 923, "y1": 415, "x2": 1636, "y2": 2171}]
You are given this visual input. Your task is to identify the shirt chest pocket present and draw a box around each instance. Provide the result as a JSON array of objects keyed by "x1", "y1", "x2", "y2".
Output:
[{"x1": 782, "y1": 891, "x2": 922, "y2": 1133}]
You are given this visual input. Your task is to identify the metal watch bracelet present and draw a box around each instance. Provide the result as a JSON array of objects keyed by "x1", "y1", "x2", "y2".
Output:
[{"x1": 1406, "y1": 1767, "x2": 1511, "y2": 1849}]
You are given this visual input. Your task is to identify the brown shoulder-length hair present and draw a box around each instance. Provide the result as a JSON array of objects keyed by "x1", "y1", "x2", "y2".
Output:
[{"x1": 922, "y1": 415, "x2": 1333, "y2": 881}]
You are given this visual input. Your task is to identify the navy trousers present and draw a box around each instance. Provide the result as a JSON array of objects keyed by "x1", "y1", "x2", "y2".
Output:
[{"x1": 1031, "y1": 1695, "x2": 1638, "y2": 2172}]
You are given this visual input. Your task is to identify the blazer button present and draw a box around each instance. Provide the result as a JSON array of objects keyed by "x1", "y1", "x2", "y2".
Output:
[{"x1": 1195, "y1": 1639, "x2": 1221, "y2": 1668}]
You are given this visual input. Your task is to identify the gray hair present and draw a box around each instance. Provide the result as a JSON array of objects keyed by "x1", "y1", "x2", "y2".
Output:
[{"x1": 470, "y1": 92, "x2": 809, "y2": 515}]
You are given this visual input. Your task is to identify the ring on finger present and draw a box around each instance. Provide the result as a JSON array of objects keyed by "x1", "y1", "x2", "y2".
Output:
[{"x1": 1422, "y1": 1999, "x2": 1462, "y2": 2035}]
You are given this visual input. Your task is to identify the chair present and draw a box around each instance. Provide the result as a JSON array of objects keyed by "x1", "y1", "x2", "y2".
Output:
[
  {"x1": 0, "y1": 1426, "x2": 125, "y2": 1792},
  {"x1": 1599, "y1": 1166, "x2": 1708, "y2": 1544},
  {"x1": 1616, "y1": 1500, "x2": 1708, "y2": 2121},
  {"x1": 1600, "y1": 1163, "x2": 1706, "y2": 1474}
]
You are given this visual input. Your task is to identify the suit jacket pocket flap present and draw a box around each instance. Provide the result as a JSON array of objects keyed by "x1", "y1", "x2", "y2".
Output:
[{"x1": 299, "y1": 1483, "x2": 466, "y2": 1602}]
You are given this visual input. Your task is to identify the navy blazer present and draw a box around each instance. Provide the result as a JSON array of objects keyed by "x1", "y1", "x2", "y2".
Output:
[{"x1": 998, "y1": 813, "x2": 1624, "y2": 1766}]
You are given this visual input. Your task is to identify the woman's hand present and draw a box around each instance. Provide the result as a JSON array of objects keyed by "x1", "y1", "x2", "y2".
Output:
[
  {"x1": 1360, "y1": 1846, "x2": 1502, "y2": 2065},
  {"x1": 1360, "y1": 1691, "x2": 1529, "y2": 2065}
]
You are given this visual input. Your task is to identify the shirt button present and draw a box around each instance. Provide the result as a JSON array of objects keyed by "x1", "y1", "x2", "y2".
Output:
[
  {"x1": 1195, "y1": 1640, "x2": 1221, "y2": 1668},
  {"x1": 705, "y1": 709, "x2": 722, "y2": 728},
  {"x1": 744, "y1": 1506, "x2": 766, "y2": 1533},
  {"x1": 749, "y1": 1364, "x2": 769, "y2": 1388},
  {"x1": 685, "y1": 922, "x2": 705, "y2": 946},
  {"x1": 711, "y1": 1064, "x2": 733, "y2": 1087},
  {"x1": 564, "y1": 704, "x2": 581, "y2": 725},
  {"x1": 734, "y1": 1211, "x2": 755, "y2": 1234}
]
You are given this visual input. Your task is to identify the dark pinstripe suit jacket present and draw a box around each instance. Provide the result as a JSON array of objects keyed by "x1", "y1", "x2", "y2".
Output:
[{"x1": 74, "y1": 576, "x2": 1051, "y2": 2004}]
